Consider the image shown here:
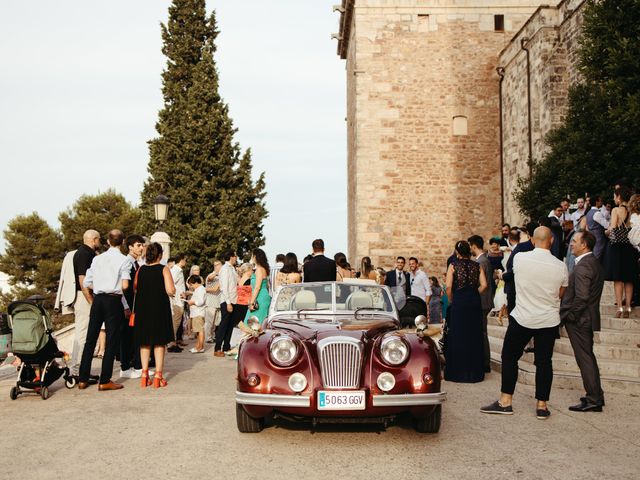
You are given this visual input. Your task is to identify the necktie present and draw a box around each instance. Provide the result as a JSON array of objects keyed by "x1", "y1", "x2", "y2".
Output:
[
  {"x1": 134, "y1": 261, "x2": 140, "y2": 270},
  {"x1": 398, "y1": 272, "x2": 402, "y2": 285}
]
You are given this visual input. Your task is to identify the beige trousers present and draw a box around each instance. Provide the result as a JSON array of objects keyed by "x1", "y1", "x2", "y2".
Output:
[{"x1": 70, "y1": 292, "x2": 91, "y2": 375}]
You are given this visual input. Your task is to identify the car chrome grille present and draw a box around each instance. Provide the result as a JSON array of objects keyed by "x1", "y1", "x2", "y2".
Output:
[{"x1": 318, "y1": 337, "x2": 363, "y2": 389}]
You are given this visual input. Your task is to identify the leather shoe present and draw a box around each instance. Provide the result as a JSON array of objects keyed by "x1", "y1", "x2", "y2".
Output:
[
  {"x1": 569, "y1": 401, "x2": 602, "y2": 412},
  {"x1": 98, "y1": 381, "x2": 124, "y2": 391},
  {"x1": 78, "y1": 382, "x2": 90, "y2": 390},
  {"x1": 213, "y1": 351, "x2": 225, "y2": 357},
  {"x1": 580, "y1": 396, "x2": 605, "y2": 406}
]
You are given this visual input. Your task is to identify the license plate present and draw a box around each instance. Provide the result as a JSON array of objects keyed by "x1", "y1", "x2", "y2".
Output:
[{"x1": 317, "y1": 390, "x2": 366, "y2": 410}]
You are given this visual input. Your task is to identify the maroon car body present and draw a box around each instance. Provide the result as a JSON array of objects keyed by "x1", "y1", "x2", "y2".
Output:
[{"x1": 235, "y1": 282, "x2": 445, "y2": 433}]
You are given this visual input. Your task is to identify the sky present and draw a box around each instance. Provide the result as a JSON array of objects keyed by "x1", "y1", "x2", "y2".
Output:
[{"x1": 0, "y1": 1, "x2": 347, "y2": 265}]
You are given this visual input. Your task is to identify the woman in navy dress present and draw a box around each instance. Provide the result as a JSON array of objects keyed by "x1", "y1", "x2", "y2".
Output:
[{"x1": 444, "y1": 241, "x2": 488, "y2": 383}]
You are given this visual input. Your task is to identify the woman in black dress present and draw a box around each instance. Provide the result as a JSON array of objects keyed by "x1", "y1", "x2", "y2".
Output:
[
  {"x1": 444, "y1": 241, "x2": 488, "y2": 383},
  {"x1": 133, "y1": 243, "x2": 176, "y2": 388},
  {"x1": 604, "y1": 186, "x2": 638, "y2": 318}
]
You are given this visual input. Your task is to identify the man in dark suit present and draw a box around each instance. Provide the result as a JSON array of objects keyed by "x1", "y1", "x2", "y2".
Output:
[
  {"x1": 303, "y1": 239, "x2": 337, "y2": 282},
  {"x1": 560, "y1": 231, "x2": 606, "y2": 412},
  {"x1": 384, "y1": 256, "x2": 411, "y2": 297}
]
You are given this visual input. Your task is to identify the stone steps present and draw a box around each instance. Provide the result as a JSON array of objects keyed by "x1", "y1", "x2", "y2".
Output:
[{"x1": 487, "y1": 284, "x2": 640, "y2": 395}]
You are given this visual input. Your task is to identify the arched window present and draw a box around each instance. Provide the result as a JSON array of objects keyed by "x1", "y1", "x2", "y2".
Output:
[{"x1": 453, "y1": 116, "x2": 468, "y2": 136}]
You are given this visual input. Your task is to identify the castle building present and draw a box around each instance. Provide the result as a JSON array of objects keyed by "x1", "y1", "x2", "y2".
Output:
[{"x1": 335, "y1": 0, "x2": 586, "y2": 272}]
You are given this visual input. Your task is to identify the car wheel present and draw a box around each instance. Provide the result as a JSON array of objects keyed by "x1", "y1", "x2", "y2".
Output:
[
  {"x1": 236, "y1": 403, "x2": 264, "y2": 433},
  {"x1": 414, "y1": 405, "x2": 441, "y2": 433}
]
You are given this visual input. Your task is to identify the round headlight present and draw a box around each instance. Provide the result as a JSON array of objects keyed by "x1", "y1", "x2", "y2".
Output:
[
  {"x1": 376, "y1": 372, "x2": 396, "y2": 392},
  {"x1": 270, "y1": 336, "x2": 298, "y2": 366},
  {"x1": 380, "y1": 336, "x2": 409, "y2": 366},
  {"x1": 288, "y1": 373, "x2": 307, "y2": 393},
  {"x1": 414, "y1": 315, "x2": 428, "y2": 330}
]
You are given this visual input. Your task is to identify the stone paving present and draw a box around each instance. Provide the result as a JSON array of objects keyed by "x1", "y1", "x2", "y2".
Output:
[{"x1": 1, "y1": 337, "x2": 639, "y2": 480}]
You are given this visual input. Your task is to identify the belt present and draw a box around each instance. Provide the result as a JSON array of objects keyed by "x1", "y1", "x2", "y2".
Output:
[{"x1": 96, "y1": 293, "x2": 122, "y2": 298}]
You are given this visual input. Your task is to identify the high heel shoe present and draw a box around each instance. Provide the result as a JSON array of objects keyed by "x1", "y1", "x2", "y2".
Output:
[
  {"x1": 153, "y1": 372, "x2": 167, "y2": 388},
  {"x1": 616, "y1": 308, "x2": 624, "y2": 318},
  {"x1": 623, "y1": 308, "x2": 632, "y2": 319},
  {"x1": 140, "y1": 370, "x2": 152, "y2": 388}
]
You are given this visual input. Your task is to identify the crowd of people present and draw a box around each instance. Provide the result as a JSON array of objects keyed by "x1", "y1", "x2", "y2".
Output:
[{"x1": 52, "y1": 180, "x2": 639, "y2": 411}]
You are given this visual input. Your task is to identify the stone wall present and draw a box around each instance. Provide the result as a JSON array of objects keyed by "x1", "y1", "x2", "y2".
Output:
[
  {"x1": 499, "y1": 0, "x2": 586, "y2": 224},
  {"x1": 338, "y1": 0, "x2": 543, "y2": 273}
]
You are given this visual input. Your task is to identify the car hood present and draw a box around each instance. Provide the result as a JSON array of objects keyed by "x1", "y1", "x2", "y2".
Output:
[{"x1": 267, "y1": 316, "x2": 399, "y2": 341}]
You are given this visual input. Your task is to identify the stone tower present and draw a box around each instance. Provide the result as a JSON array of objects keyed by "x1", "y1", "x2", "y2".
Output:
[{"x1": 335, "y1": 0, "x2": 549, "y2": 273}]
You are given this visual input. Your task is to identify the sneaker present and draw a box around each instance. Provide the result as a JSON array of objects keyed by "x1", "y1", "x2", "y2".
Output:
[
  {"x1": 536, "y1": 408, "x2": 551, "y2": 420},
  {"x1": 119, "y1": 368, "x2": 132, "y2": 378},
  {"x1": 129, "y1": 369, "x2": 143, "y2": 379},
  {"x1": 189, "y1": 348, "x2": 204, "y2": 354},
  {"x1": 206, "y1": 337, "x2": 214, "y2": 344},
  {"x1": 480, "y1": 400, "x2": 514, "y2": 415}
]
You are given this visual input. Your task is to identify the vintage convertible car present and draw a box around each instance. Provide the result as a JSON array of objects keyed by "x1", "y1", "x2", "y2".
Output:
[{"x1": 235, "y1": 281, "x2": 445, "y2": 433}]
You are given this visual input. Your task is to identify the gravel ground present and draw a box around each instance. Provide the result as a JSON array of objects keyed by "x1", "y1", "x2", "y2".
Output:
[{"x1": 1, "y1": 339, "x2": 639, "y2": 480}]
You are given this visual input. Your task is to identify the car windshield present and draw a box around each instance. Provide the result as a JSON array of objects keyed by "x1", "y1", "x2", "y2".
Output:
[{"x1": 272, "y1": 281, "x2": 395, "y2": 314}]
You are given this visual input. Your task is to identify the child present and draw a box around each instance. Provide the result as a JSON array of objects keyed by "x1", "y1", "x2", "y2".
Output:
[{"x1": 186, "y1": 275, "x2": 206, "y2": 353}]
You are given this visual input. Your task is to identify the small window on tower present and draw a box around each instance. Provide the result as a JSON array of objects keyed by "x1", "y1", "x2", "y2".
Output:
[
  {"x1": 453, "y1": 116, "x2": 468, "y2": 136},
  {"x1": 417, "y1": 14, "x2": 430, "y2": 32},
  {"x1": 494, "y1": 15, "x2": 505, "y2": 32}
]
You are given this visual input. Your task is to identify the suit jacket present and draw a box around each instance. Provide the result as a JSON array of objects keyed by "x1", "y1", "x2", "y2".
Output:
[
  {"x1": 54, "y1": 250, "x2": 78, "y2": 314},
  {"x1": 384, "y1": 270, "x2": 411, "y2": 297},
  {"x1": 560, "y1": 253, "x2": 605, "y2": 331},
  {"x1": 303, "y1": 255, "x2": 337, "y2": 282}
]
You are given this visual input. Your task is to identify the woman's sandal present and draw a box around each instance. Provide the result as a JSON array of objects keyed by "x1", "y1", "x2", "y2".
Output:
[
  {"x1": 616, "y1": 308, "x2": 624, "y2": 319},
  {"x1": 153, "y1": 372, "x2": 168, "y2": 388},
  {"x1": 140, "y1": 369, "x2": 152, "y2": 388}
]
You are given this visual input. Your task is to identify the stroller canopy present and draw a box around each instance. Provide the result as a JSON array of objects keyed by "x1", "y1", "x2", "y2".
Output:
[{"x1": 8, "y1": 301, "x2": 52, "y2": 355}]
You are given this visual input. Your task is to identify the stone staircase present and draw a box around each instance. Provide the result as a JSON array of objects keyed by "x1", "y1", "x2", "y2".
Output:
[{"x1": 488, "y1": 282, "x2": 640, "y2": 396}]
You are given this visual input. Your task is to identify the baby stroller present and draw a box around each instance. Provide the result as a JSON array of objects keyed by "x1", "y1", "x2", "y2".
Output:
[
  {"x1": 398, "y1": 296, "x2": 428, "y2": 328},
  {"x1": 7, "y1": 299, "x2": 76, "y2": 400}
]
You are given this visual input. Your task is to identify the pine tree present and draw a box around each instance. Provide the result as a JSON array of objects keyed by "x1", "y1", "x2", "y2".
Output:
[
  {"x1": 515, "y1": 0, "x2": 640, "y2": 219},
  {"x1": 139, "y1": 0, "x2": 267, "y2": 272},
  {"x1": 59, "y1": 190, "x2": 141, "y2": 252}
]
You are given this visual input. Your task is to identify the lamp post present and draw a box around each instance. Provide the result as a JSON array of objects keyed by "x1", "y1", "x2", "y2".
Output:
[{"x1": 150, "y1": 194, "x2": 171, "y2": 263}]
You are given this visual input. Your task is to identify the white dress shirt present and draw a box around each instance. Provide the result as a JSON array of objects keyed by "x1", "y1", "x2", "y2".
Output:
[
  {"x1": 511, "y1": 248, "x2": 569, "y2": 329},
  {"x1": 570, "y1": 209, "x2": 586, "y2": 224},
  {"x1": 219, "y1": 262, "x2": 238, "y2": 305},
  {"x1": 170, "y1": 265, "x2": 186, "y2": 307},
  {"x1": 409, "y1": 269, "x2": 432, "y2": 300},
  {"x1": 83, "y1": 247, "x2": 131, "y2": 295},
  {"x1": 593, "y1": 209, "x2": 610, "y2": 229},
  {"x1": 189, "y1": 285, "x2": 207, "y2": 317}
]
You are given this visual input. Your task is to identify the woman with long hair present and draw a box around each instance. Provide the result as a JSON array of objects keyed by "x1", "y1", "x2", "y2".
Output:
[
  {"x1": 275, "y1": 252, "x2": 302, "y2": 289},
  {"x1": 132, "y1": 243, "x2": 176, "y2": 388},
  {"x1": 444, "y1": 240, "x2": 488, "y2": 383},
  {"x1": 334, "y1": 252, "x2": 353, "y2": 281},
  {"x1": 604, "y1": 186, "x2": 638, "y2": 318},
  {"x1": 244, "y1": 248, "x2": 272, "y2": 325},
  {"x1": 360, "y1": 256, "x2": 377, "y2": 281}
]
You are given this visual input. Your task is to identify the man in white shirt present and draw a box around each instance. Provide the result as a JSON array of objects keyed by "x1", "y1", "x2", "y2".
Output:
[
  {"x1": 214, "y1": 250, "x2": 238, "y2": 357},
  {"x1": 78, "y1": 230, "x2": 131, "y2": 391},
  {"x1": 481, "y1": 227, "x2": 568, "y2": 419},
  {"x1": 549, "y1": 198, "x2": 571, "y2": 224},
  {"x1": 408, "y1": 257, "x2": 431, "y2": 304},
  {"x1": 570, "y1": 197, "x2": 586, "y2": 225},
  {"x1": 168, "y1": 254, "x2": 187, "y2": 353}
]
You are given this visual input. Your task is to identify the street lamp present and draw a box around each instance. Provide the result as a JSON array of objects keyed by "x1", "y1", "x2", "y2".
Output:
[
  {"x1": 150, "y1": 194, "x2": 171, "y2": 263},
  {"x1": 153, "y1": 194, "x2": 169, "y2": 223}
]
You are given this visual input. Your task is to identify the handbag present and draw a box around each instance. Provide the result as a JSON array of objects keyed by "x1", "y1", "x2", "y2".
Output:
[
  {"x1": 128, "y1": 268, "x2": 141, "y2": 327},
  {"x1": 249, "y1": 300, "x2": 259, "y2": 312}
]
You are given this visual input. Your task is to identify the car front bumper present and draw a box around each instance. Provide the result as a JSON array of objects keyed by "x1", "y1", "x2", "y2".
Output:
[{"x1": 235, "y1": 391, "x2": 446, "y2": 408}]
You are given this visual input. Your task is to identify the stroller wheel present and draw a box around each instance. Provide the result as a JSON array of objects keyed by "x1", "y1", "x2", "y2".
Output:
[
  {"x1": 9, "y1": 386, "x2": 19, "y2": 400},
  {"x1": 40, "y1": 386, "x2": 49, "y2": 400},
  {"x1": 65, "y1": 377, "x2": 77, "y2": 389}
]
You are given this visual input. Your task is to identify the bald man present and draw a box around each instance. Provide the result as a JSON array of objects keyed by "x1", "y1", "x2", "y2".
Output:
[
  {"x1": 482, "y1": 227, "x2": 568, "y2": 420},
  {"x1": 70, "y1": 229, "x2": 101, "y2": 379}
]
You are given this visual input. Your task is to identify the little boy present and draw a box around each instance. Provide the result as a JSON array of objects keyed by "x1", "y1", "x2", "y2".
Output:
[{"x1": 186, "y1": 275, "x2": 206, "y2": 353}]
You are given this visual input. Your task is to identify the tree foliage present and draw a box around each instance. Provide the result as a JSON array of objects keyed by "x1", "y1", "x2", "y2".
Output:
[
  {"x1": 139, "y1": 0, "x2": 267, "y2": 273},
  {"x1": 514, "y1": 0, "x2": 640, "y2": 219},
  {"x1": 59, "y1": 190, "x2": 141, "y2": 252},
  {"x1": 0, "y1": 213, "x2": 64, "y2": 308}
]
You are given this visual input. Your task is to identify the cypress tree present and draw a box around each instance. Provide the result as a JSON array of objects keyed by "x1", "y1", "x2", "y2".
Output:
[
  {"x1": 514, "y1": 0, "x2": 640, "y2": 219},
  {"x1": 140, "y1": 0, "x2": 267, "y2": 272}
]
